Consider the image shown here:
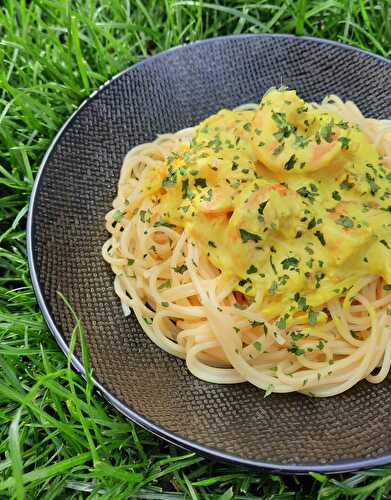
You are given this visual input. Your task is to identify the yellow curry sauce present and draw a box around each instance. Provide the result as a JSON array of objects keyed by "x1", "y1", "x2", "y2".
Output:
[{"x1": 142, "y1": 88, "x2": 391, "y2": 323}]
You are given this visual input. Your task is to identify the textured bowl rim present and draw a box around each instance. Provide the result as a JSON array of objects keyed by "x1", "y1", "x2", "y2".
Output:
[{"x1": 27, "y1": 33, "x2": 391, "y2": 474}]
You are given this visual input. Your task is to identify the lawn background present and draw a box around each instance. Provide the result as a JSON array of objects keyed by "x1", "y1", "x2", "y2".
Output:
[{"x1": 1, "y1": 0, "x2": 391, "y2": 498}]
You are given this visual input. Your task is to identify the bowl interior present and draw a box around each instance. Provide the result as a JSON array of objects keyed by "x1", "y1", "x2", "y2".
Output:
[{"x1": 30, "y1": 35, "x2": 391, "y2": 471}]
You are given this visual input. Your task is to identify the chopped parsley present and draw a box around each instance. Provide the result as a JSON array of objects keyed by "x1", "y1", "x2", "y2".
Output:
[
  {"x1": 338, "y1": 136, "x2": 351, "y2": 150},
  {"x1": 154, "y1": 219, "x2": 176, "y2": 228},
  {"x1": 127, "y1": 258, "x2": 135, "y2": 266},
  {"x1": 284, "y1": 154, "x2": 297, "y2": 171},
  {"x1": 296, "y1": 185, "x2": 317, "y2": 203},
  {"x1": 173, "y1": 264, "x2": 187, "y2": 274},
  {"x1": 113, "y1": 210, "x2": 123, "y2": 223},
  {"x1": 278, "y1": 274, "x2": 289, "y2": 286},
  {"x1": 272, "y1": 111, "x2": 296, "y2": 141},
  {"x1": 162, "y1": 170, "x2": 177, "y2": 188},
  {"x1": 337, "y1": 120, "x2": 349, "y2": 129},
  {"x1": 258, "y1": 200, "x2": 268, "y2": 222},
  {"x1": 339, "y1": 177, "x2": 354, "y2": 190},
  {"x1": 276, "y1": 316, "x2": 287, "y2": 329},
  {"x1": 317, "y1": 340, "x2": 325, "y2": 351},
  {"x1": 201, "y1": 188, "x2": 213, "y2": 202},
  {"x1": 246, "y1": 264, "x2": 258, "y2": 274},
  {"x1": 336, "y1": 215, "x2": 354, "y2": 228},
  {"x1": 194, "y1": 178, "x2": 207, "y2": 189},
  {"x1": 308, "y1": 310, "x2": 319, "y2": 325},
  {"x1": 294, "y1": 135, "x2": 308, "y2": 148},
  {"x1": 240, "y1": 228, "x2": 261, "y2": 243},
  {"x1": 332, "y1": 190, "x2": 341, "y2": 201},
  {"x1": 281, "y1": 256, "x2": 299, "y2": 270},
  {"x1": 182, "y1": 179, "x2": 194, "y2": 199},
  {"x1": 288, "y1": 345, "x2": 305, "y2": 356},
  {"x1": 255, "y1": 199, "x2": 267, "y2": 217},
  {"x1": 208, "y1": 240, "x2": 217, "y2": 248},
  {"x1": 315, "y1": 230, "x2": 326, "y2": 246},
  {"x1": 320, "y1": 120, "x2": 334, "y2": 142},
  {"x1": 139, "y1": 210, "x2": 146, "y2": 222},
  {"x1": 366, "y1": 172, "x2": 379, "y2": 195},
  {"x1": 315, "y1": 273, "x2": 325, "y2": 288},
  {"x1": 243, "y1": 122, "x2": 252, "y2": 132},
  {"x1": 269, "y1": 255, "x2": 277, "y2": 274},
  {"x1": 251, "y1": 320, "x2": 264, "y2": 329},
  {"x1": 264, "y1": 384, "x2": 274, "y2": 398},
  {"x1": 158, "y1": 280, "x2": 171, "y2": 289},
  {"x1": 294, "y1": 293, "x2": 308, "y2": 311},
  {"x1": 253, "y1": 341, "x2": 262, "y2": 352},
  {"x1": 290, "y1": 331, "x2": 304, "y2": 341},
  {"x1": 178, "y1": 204, "x2": 190, "y2": 213}
]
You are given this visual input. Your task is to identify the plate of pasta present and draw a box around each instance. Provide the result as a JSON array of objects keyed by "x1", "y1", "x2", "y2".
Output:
[{"x1": 28, "y1": 34, "x2": 391, "y2": 472}]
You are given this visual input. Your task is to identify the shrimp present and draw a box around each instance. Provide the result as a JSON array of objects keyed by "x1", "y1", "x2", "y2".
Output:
[
  {"x1": 196, "y1": 185, "x2": 234, "y2": 217},
  {"x1": 251, "y1": 88, "x2": 350, "y2": 175},
  {"x1": 229, "y1": 182, "x2": 306, "y2": 242},
  {"x1": 322, "y1": 201, "x2": 372, "y2": 264}
]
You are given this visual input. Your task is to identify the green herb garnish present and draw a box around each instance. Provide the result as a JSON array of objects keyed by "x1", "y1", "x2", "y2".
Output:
[
  {"x1": 284, "y1": 154, "x2": 297, "y2": 171},
  {"x1": 173, "y1": 264, "x2": 187, "y2": 274},
  {"x1": 113, "y1": 210, "x2": 123, "y2": 222},
  {"x1": 254, "y1": 341, "x2": 262, "y2": 351},
  {"x1": 154, "y1": 219, "x2": 176, "y2": 228},
  {"x1": 281, "y1": 257, "x2": 299, "y2": 270},
  {"x1": 338, "y1": 136, "x2": 351, "y2": 150},
  {"x1": 308, "y1": 310, "x2": 319, "y2": 325},
  {"x1": 158, "y1": 280, "x2": 171, "y2": 289},
  {"x1": 240, "y1": 229, "x2": 261, "y2": 243},
  {"x1": 336, "y1": 215, "x2": 354, "y2": 228},
  {"x1": 162, "y1": 170, "x2": 177, "y2": 188}
]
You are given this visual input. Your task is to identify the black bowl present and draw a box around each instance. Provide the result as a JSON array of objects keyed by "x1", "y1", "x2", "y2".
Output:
[{"x1": 27, "y1": 34, "x2": 391, "y2": 473}]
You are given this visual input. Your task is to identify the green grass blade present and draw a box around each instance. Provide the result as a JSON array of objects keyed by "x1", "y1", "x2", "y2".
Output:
[
  {"x1": 0, "y1": 452, "x2": 92, "y2": 491},
  {"x1": 69, "y1": 15, "x2": 90, "y2": 92},
  {"x1": 8, "y1": 407, "x2": 25, "y2": 499}
]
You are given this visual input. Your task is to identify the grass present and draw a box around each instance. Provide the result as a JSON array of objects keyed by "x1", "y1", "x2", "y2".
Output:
[{"x1": 1, "y1": 0, "x2": 391, "y2": 497}]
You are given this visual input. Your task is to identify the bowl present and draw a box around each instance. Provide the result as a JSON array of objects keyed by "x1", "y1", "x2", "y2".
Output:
[{"x1": 27, "y1": 34, "x2": 391, "y2": 473}]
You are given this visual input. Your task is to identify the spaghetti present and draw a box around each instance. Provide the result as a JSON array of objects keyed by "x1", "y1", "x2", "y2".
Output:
[{"x1": 103, "y1": 88, "x2": 391, "y2": 396}]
